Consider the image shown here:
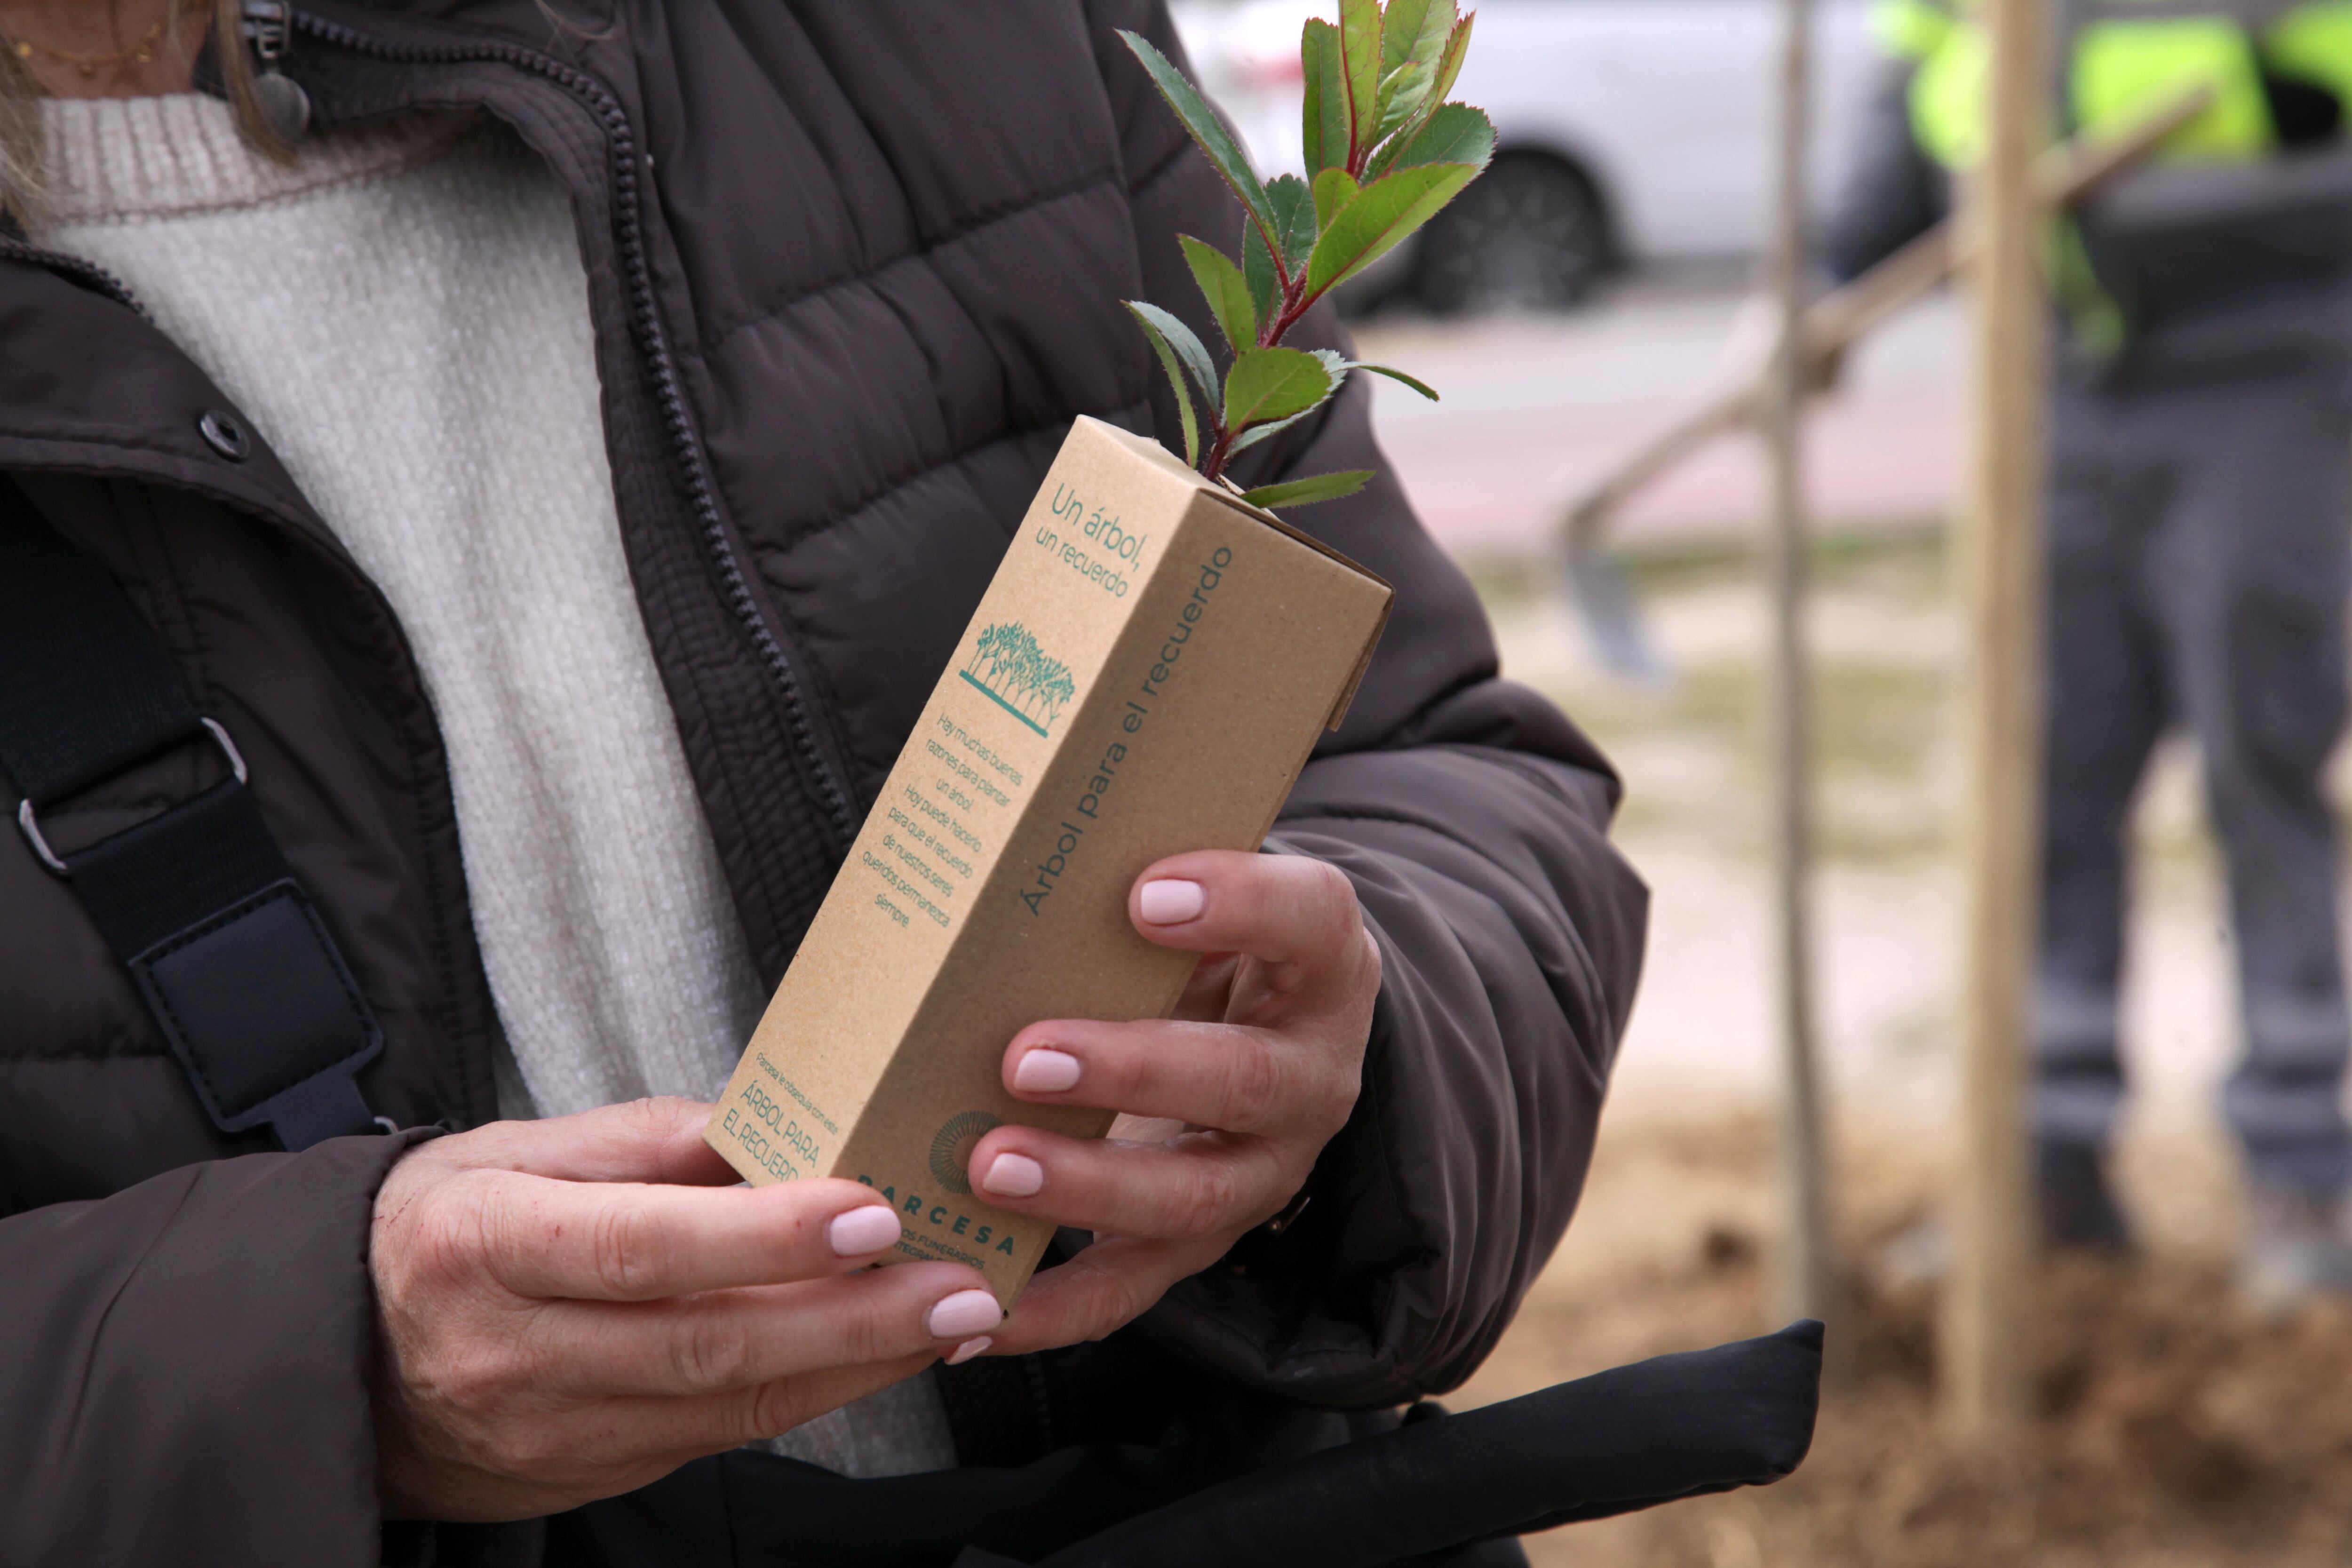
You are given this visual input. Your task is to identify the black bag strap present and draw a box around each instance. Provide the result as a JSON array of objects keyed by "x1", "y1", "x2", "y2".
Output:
[
  {"x1": 1020, "y1": 1321, "x2": 1824, "y2": 1568},
  {"x1": 0, "y1": 487, "x2": 383, "y2": 1150}
]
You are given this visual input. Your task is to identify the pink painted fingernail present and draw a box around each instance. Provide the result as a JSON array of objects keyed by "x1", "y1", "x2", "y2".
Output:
[
  {"x1": 946, "y1": 1336, "x2": 994, "y2": 1366},
  {"x1": 980, "y1": 1152, "x2": 1045, "y2": 1198},
  {"x1": 829, "y1": 1205, "x2": 901, "y2": 1257},
  {"x1": 1013, "y1": 1048, "x2": 1082, "y2": 1092},
  {"x1": 1138, "y1": 878, "x2": 1205, "y2": 924},
  {"x1": 928, "y1": 1289, "x2": 1003, "y2": 1339}
]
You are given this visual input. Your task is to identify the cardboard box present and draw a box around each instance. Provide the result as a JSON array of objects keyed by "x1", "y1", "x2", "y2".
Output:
[{"x1": 706, "y1": 416, "x2": 1392, "y2": 1302}]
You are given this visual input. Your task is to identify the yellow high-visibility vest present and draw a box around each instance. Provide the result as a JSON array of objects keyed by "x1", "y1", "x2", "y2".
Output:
[
  {"x1": 1870, "y1": 0, "x2": 2352, "y2": 355},
  {"x1": 1870, "y1": 0, "x2": 2352, "y2": 170}
]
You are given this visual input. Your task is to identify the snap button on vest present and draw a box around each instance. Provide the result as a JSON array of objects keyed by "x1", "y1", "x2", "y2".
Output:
[{"x1": 198, "y1": 409, "x2": 251, "y2": 462}]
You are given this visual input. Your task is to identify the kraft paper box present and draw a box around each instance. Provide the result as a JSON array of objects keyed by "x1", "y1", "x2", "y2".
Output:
[{"x1": 706, "y1": 416, "x2": 1393, "y2": 1303}]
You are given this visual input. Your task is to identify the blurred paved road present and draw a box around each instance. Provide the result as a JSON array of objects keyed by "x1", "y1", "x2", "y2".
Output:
[{"x1": 1351, "y1": 274, "x2": 1966, "y2": 558}]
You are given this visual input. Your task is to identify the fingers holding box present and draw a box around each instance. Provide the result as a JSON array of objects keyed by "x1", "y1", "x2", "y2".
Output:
[
  {"x1": 370, "y1": 1103, "x2": 1000, "y2": 1520},
  {"x1": 1001, "y1": 1016, "x2": 1351, "y2": 1143},
  {"x1": 1126, "y1": 850, "x2": 1383, "y2": 1016},
  {"x1": 967, "y1": 849, "x2": 1383, "y2": 1359}
]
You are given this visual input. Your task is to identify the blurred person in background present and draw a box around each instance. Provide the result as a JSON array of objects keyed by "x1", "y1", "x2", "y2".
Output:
[{"x1": 1828, "y1": 0, "x2": 2352, "y2": 1305}]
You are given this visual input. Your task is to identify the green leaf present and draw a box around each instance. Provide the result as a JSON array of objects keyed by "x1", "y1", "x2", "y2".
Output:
[
  {"x1": 1304, "y1": 161, "x2": 1479, "y2": 299},
  {"x1": 1428, "y1": 11, "x2": 1473, "y2": 106},
  {"x1": 1240, "y1": 470, "x2": 1373, "y2": 510},
  {"x1": 1118, "y1": 30, "x2": 1279, "y2": 254},
  {"x1": 1242, "y1": 218, "x2": 1278, "y2": 327},
  {"x1": 1381, "y1": 102, "x2": 1495, "y2": 175},
  {"x1": 1313, "y1": 167, "x2": 1359, "y2": 232},
  {"x1": 1128, "y1": 299, "x2": 1218, "y2": 403},
  {"x1": 1372, "y1": 63, "x2": 1423, "y2": 148},
  {"x1": 1338, "y1": 0, "x2": 1383, "y2": 168},
  {"x1": 1267, "y1": 173, "x2": 1317, "y2": 270},
  {"x1": 1381, "y1": 0, "x2": 1447, "y2": 75},
  {"x1": 1375, "y1": 0, "x2": 1454, "y2": 142},
  {"x1": 1224, "y1": 345, "x2": 1339, "y2": 433},
  {"x1": 1309, "y1": 347, "x2": 1441, "y2": 402},
  {"x1": 1180, "y1": 234, "x2": 1256, "y2": 354},
  {"x1": 1300, "y1": 18, "x2": 1350, "y2": 177},
  {"x1": 1369, "y1": 12, "x2": 1477, "y2": 173},
  {"x1": 1125, "y1": 302, "x2": 1200, "y2": 468},
  {"x1": 1355, "y1": 361, "x2": 1441, "y2": 400},
  {"x1": 1228, "y1": 405, "x2": 1320, "y2": 455}
]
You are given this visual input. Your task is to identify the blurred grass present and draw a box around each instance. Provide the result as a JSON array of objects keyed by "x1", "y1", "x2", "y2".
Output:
[{"x1": 1473, "y1": 526, "x2": 1960, "y2": 866}]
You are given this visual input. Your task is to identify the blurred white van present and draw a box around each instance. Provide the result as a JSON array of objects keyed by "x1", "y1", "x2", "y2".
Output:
[{"x1": 1169, "y1": 0, "x2": 1877, "y2": 311}]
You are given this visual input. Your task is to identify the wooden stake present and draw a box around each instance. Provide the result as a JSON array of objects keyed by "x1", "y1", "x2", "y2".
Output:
[
  {"x1": 1946, "y1": 0, "x2": 2047, "y2": 1437},
  {"x1": 1761, "y1": 0, "x2": 1835, "y2": 1330}
]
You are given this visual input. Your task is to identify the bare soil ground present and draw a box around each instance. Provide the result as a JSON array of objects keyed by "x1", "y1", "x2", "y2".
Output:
[{"x1": 1460, "y1": 1113, "x2": 2352, "y2": 1568}]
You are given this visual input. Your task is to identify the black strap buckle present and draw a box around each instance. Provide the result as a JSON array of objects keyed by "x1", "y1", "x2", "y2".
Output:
[
  {"x1": 16, "y1": 713, "x2": 246, "y2": 875},
  {"x1": 129, "y1": 873, "x2": 382, "y2": 1150}
]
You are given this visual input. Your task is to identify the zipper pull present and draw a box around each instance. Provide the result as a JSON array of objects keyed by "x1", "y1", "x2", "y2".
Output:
[{"x1": 239, "y1": 0, "x2": 311, "y2": 143}]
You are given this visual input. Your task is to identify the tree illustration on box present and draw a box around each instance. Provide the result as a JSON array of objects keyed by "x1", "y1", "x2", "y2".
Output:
[
  {"x1": 962, "y1": 622, "x2": 1078, "y2": 734},
  {"x1": 1120, "y1": 0, "x2": 1492, "y2": 511}
]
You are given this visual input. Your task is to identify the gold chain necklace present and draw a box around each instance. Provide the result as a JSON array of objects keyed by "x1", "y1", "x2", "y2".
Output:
[{"x1": 6, "y1": 2, "x2": 197, "y2": 78}]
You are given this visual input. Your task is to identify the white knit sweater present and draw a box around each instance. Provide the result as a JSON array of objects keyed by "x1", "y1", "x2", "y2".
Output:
[{"x1": 35, "y1": 93, "x2": 953, "y2": 1480}]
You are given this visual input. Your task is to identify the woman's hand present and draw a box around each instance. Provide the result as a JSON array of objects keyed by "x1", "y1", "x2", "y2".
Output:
[
  {"x1": 369, "y1": 1098, "x2": 1002, "y2": 1521},
  {"x1": 970, "y1": 849, "x2": 1378, "y2": 1353}
]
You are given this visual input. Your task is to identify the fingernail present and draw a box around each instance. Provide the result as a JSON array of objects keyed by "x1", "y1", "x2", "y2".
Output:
[
  {"x1": 979, "y1": 1152, "x2": 1045, "y2": 1198},
  {"x1": 1013, "y1": 1048, "x2": 1082, "y2": 1093},
  {"x1": 928, "y1": 1289, "x2": 1003, "y2": 1340},
  {"x1": 945, "y1": 1336, "x2": 994, "y2": 1365},
  {"x1": 828, "y1": 1205, "x2": 901, "y2": 1257},
  {"x1": 1138, "y1": 878, "x2": 1205, "y2": 924}
]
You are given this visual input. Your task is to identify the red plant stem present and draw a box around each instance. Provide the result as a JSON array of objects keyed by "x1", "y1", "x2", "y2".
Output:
[
  {"x1": 1204, "y1": 416, "x2": 1242, "y2": 479},
  {"x1": 1258, "y1": 286, "x2": 1314, "y2": 348},
  {"x1": 1204, "y1": 270, "x2": 1324, "y2": 483}
]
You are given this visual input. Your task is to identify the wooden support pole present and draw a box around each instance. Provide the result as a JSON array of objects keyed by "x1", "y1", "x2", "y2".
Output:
[
  {"x1": 1761, "y1": 0, "x2": 1835, "y2": 1329},
  {"x1": 1945, "y1": 0, "x2": 2047, "y2": 1437}
]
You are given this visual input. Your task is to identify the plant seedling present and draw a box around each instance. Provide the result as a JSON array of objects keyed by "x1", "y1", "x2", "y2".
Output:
[{"x1": 1119, "y1": 0, "x2": 1493, "y2": 509}]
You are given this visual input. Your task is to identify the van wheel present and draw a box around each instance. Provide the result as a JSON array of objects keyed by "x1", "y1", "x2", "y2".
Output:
[{"x1": 1410, "y1": 152, "x2": 1609, "y2": 315}]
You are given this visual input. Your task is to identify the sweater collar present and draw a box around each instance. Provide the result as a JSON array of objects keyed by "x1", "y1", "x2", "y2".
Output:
[{"x1": 39, "y1": 92, "x2": 467, "y2": 225}]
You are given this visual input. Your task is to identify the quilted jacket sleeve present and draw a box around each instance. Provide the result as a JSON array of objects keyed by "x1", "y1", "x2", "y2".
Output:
[
  {"x1": 0, "y1": 1135, "x2": 413, "y2": 1568},
  {"x1": 1086, "y1": 1, "x2": 1649, "y2": 1408}
]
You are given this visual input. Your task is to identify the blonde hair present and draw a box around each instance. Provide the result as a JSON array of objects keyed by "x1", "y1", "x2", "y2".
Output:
[{"x1": 0, "y1": 0, "x2": 291, "y2": 229}]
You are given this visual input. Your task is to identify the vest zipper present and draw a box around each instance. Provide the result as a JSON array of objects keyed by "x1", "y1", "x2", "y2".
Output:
[{"x1": 285, "y1": 7, "x2": 860, "y2": 846}]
